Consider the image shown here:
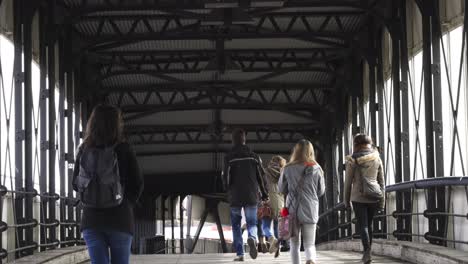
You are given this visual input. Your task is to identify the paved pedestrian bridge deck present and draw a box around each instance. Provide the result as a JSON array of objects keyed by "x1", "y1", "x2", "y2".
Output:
[
  {"x1": 129, "y1": 251, "x2": 409, "y2": 264},
  {"x1": 10, "y1": 240, "x2": 468, "y2": 264}
]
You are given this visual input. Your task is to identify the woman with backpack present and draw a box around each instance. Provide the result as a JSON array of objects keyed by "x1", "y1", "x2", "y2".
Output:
[
  {"x1": 344, "y1": 134, "x2": 385, "y2": 264},
  {"x1": 279, "y1": 139, "x2": 325, "y2": 264},
  {"x1": 73, "y1": 104, "x2": 144, "y2": 264}
]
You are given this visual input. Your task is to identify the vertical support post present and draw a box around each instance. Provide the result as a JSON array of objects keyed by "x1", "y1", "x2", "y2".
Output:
[
  {"x1": 391, "y1": 2, "x2": 405, "y2": 241},
  {"x1": 58, "y1": 32, "x2": 67, "y2": 247},
  {"x1": 65, "y1": 25, "x2": 76, "y2": 246},
  {"x1": 22, "y1": 0, "x2": 34, "y2": 253},
  {"x1": 422, "y1": 0, "x2": 442, "y2": 245},
  {"x1": 74, "y1": 97, "x2": 82, "y2": 243},
  {"x1": 179, "y1": 196, "x2": 185, "y2": 254},
  {"x1": 47, "y1": 0, "x2": 57, "y2": 246},
  {"x1": 431, "y1": 0, "x2": 445, "y2": 179},
  {"x1": 185, "y1": 195, "x2": 193, "y2": 253},
  {"x1": 170, "y1": 196, "x2": 175, "y2": 253},
  {"x1": 399, "y1": 0, "x2": 413, "y2": 241},
  {"x1": 161, "y1": 196, "x2": 166, "y2": 237},
  {"x1": 368, "y1": 19, "x2": 378, "y2": 142},
  {"x1": 430, "y1": 0, "x2": 447, "y2": 243},
  {"x1": 39, "y1": 2, "x2": 48, "y2": 251},
  {"x1": 13, "y1": 0, "x2": 25, "y2": 255},
  {"x1": 351, "y1": 96, "x2": 358, "y2": 134},
  {"x1": 376, "y1": 29, "x2": 387, "y2": 239}
]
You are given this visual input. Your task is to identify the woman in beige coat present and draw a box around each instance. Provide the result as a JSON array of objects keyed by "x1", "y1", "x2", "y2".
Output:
[
  {"x1": 344, "y1": 134, "x2": 385, "y2": 264},
  {"x1": 260, "y1": 156, "x2": 286, "y2": 254}
]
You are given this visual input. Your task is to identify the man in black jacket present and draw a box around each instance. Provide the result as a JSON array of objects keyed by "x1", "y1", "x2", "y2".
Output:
[{"x1": 223, "y1": 129, "x2": 269, "y2": 261}]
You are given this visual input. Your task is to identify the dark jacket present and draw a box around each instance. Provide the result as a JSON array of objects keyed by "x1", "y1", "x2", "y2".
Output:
[
  {"x1": 344, "y1": 149, "x2": 385, "y2": 209},
  {"x1": 73, "y1": 142, "x2": 144, "y2": 235},
  {"x1": 223, "y1": 145, "x2": 268, "y2": 207}
]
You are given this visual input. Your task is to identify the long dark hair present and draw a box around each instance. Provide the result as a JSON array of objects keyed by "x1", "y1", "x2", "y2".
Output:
[{"x1": 83, "y1": 104, "x2": 124, "y2": 147}]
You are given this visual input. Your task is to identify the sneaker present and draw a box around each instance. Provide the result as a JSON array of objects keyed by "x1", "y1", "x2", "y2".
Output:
[
  {"x1": 247, "y1": 237, "x2": 258, "y2": 259},
  {"x1": 233, "y1": 256, "x2": 244, "y2": 262},
  {"x1": 268, "y1": 237, "x2": 279, "y2": 254},
  {"x1": 305, "y1": 261, "x2": 316, "y2": 264}
]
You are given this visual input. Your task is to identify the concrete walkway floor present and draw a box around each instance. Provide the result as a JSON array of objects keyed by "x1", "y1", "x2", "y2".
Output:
[{"x1": 126, "y1": 250, "x2": 410, "y2": 264}]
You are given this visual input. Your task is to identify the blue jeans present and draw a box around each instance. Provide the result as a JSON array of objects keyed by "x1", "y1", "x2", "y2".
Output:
[
  {"x1": 231, "y1": 206, "x2": 258, "y2": 256},
  {"x1": 83, "y1": 229, "x2": 133, "y2": 264},
  {"x1": 262, "y1": 218, "x2": 279, "y2": 239}
]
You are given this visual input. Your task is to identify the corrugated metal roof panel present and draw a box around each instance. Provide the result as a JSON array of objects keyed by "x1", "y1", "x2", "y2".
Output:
[
  {"x1": 266, "y1": 71, "x2": 332, "y2": 83},
  {"x1": 342, "y1": 15, "x2": 363, "y2": 31},
  {"x1": 221, "y1": 110, "x2": 314, "y2": 124},
  {"x1": 109, "y1": 40, "x2": 215, "y2": 51},
  {"x1": 102, "y1": 74, "x2": 170, "y2": 86},
  {"x1": 225, "y1": 38, "x2": 331, "y2": 49},
  {"x1": 125, "y1": 110, "x2": 214, "y2": 126}
]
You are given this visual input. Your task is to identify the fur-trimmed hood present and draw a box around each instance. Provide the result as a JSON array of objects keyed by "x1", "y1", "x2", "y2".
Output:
[{"x1": 346, "y1": 151, "x2": 380, "y2": 166}]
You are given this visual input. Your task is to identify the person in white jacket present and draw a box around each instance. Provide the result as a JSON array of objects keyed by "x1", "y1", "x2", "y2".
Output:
[{"x1": 279, "y1": 139, "x2": 325, "y2": 264}]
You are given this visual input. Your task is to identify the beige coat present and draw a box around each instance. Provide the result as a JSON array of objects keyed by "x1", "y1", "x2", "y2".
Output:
[
  {"x1": 265, "y1": 166, "x2": 284, "y2": 218},
  {"x1": 344, "y1": 151, "x2": 385, "y2": 209}
]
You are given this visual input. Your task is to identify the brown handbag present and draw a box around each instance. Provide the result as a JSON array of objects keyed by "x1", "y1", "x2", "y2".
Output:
[{"x1": 257, "y1": 203, "x2": 273, "y2": 219}]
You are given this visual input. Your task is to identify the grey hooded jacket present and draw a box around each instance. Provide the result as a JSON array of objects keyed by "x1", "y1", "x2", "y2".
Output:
[{"x1": 278, "y1": 162, "x2": 325, "y2": 224}]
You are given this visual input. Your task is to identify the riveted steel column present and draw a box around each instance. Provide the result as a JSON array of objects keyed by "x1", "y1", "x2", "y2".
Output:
[
  {"x1": 179, "y1": 196, "x2": 184, "y2": 254},
  {"x1": 431, "y1": 1, "x2": 444, "y2": 179},
  {"x1": 170, "y1": 196, "x2": 175, "y2": 253},
  {"x1": 390, "y1": 1, "x2": 405, "y2": 241},
  {"x1": 13, "y1": 0, "x2": 25, "y2": 254},
  {"x1": 399, "y1": 0, "x2": 412, "y2": 241},
  {"x1": 58, "y1": 32, "x2": 67, "y2": 247},
  {"x1": 22, "y1": 0, "x2": 35, "y2": 254},
  {"x1": 39, "y1": 2, "x2": 49, "y2": 251},
  {"x1": 422, "y1": 0, "x2": 440, "y2": 245},
  {"x1": 431, "y1": 0, "x2": 447, "y2": 245},
  {"x1": 376, "y1": 28, "x2": 387, "y2": 239},
  {"x1": 65, "y1": 24, "x2": 76, "y2": 245},
  {"x1": 74, "y1": 81, "x2": 82, "y2": 243},
  {"x1": 368, "y1": 19, "x2": 378, "y2": 141}
]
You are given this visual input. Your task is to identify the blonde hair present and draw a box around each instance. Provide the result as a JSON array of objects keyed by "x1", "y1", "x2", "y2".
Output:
[
  {"x1": 288, "y1": 139, "x2": 317, "y2": 165},
  {"x1": 270, "y1": 155, "x2": 286, "y2": 168}
]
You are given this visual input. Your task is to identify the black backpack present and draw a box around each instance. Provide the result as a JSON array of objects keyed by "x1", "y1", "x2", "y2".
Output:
[{"x1": 74, "y1": 145, "x2": 124, "y2": 208}]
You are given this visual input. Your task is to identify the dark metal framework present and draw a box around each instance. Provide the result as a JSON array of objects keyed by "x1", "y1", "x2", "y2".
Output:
[{"x1": 0, "y1": 0, "x2": 468, "y2": 261}]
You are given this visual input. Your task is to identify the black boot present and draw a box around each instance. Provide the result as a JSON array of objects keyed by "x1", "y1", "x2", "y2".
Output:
[{"x1": 362, "y1": 248, "x2": 372, "y2": 264}]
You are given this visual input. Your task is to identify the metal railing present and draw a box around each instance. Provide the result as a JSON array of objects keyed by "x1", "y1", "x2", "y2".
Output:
[{"x1": 317, "y1": 177, "x2": 468, "y2": 250}]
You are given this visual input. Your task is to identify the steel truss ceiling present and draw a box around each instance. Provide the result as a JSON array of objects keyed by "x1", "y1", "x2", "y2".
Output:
[{"x1": 64, "y1": 0, "x2": 370, "y2": 163}]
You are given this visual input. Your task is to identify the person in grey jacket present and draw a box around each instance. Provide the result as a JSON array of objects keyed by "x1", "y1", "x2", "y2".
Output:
[{"x1": 279, "y1": 139, "x2": 325, "y2": 264}]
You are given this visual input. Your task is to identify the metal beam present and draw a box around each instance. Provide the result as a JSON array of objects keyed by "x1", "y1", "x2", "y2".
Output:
[
  {"x1": 116, "y1": 70, "x2": 329, "y2": 121},
  {"x1": 126, "y1": 123, "x2": 319, "y2": 133},
  {"x1": 85, "y1": 31, "x2": 347, "y2": 47},
  {"x1": 137, "y1": 148, "x2": 291, "y2": 156},
  {"x1": 103, "y1": 82, "x2": 334, "y2": 93},
  {"x1": 66, "y1": 0, "x2": 365, "y2": 15},
  {"x1": 122, "y1": 103, "x2": 321, "y2": 113},
  {"x1": 100, "y1": 66, "x2": 334, "y2": 78},
  {"x1": 96, "y1": 48, "x2": 342, "y2": 56}
]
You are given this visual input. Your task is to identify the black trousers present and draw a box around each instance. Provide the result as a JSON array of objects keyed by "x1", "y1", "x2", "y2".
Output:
[{"x1": 352, "y1": 202, "x2": 378, "y2": 251}]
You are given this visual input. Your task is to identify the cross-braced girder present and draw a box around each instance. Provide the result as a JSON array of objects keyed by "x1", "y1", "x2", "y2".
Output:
[{"x1": 125, "y1": 123, "x2": 318, "y2": 145}]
